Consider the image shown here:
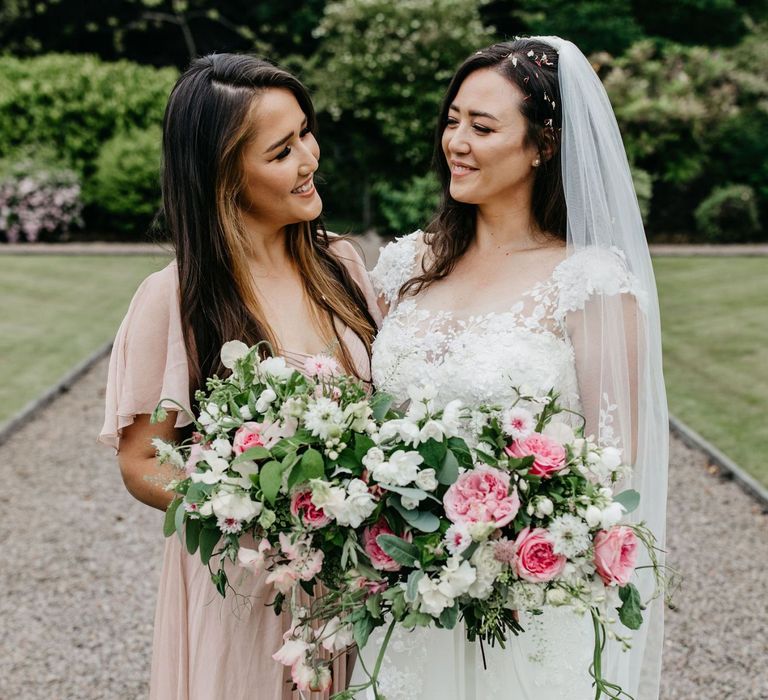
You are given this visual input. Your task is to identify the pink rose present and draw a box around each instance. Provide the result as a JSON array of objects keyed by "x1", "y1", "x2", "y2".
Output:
[
  {"x1": 593, "y1": 526, "x2": 638, "y2": 586},
  {"x1": 443, "y1": 466, "x2": 520, "y2": 528},
  {"x1": 514, "y1": 527, "x2": 567, "y2": 582},
  {"x1": 291, "y1": 488, "x2": 332, "y2": 529},
  {"x1": 233, "y1": 422, "x2": 265, "y2": 455},
  {"x1": 505, "y1": 432, "x2": 566, "y2": 478},
  {"x1": 364, "y1": 519, "x2": 411, "y2": 571}
]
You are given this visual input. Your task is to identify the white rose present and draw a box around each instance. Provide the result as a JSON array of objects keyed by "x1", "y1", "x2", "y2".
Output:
[
  {"x1": 414, "y1": 468, "x2": 438, "y2": 491},
  {"x1": 220, "y1": 340, "x2": 249, "y2": 369}
]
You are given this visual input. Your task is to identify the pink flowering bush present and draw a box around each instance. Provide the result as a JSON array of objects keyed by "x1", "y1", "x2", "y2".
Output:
[{"x1": 0, "y1": 156, "x2": 83, "y2": 243}]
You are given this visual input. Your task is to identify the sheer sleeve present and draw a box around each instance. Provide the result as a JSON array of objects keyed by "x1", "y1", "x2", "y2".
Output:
[
  {"x1": 328, "y1": 236, "x2": 383, "y2": 328},
  {"x1": 98, "y1": 262, "x2": 193, "y2": 452},
  {"x1": 369, "y1": 230, "x2": 423, "y2": 308}
]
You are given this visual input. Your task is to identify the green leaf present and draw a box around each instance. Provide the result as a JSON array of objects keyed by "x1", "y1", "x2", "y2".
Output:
[
  {"x1": 174, "y1": 496, "x2": 186, "y2": 544},
  {"x1": 365, "y1": 594, "x2": 383, "y2": 619},
  {"x1": 381, "y1": 484, "x2": 428, "y2": 501},
  {"x1": 337, "y1": 447, "x2": 360, "y2": 471},
  {"x1": 405, "y1": 569, "x2": 424, "y2": 603},
  {"x1": 402, "y1": 611, "x2": 433, "y2": 628},
  {"x1": 199, "y1": 527, "x2": 220, "y2": 565},
  {"x1": 376, "y1": 534, "x2": 420, "y2": 567},
  {"x1": 393, "y1": 499, "x2": 441, "y2": 533},
  {"x1": 354, "y1": 615, "x2": 375, "y2": 649},
  {"x1": 185, "y1": 482, "x2": 214, "y2": 504},
  {"x1": 437, "y1": 449, "x2": 460, "y2": 485},
  {"x1": 232, "y1": 445, "x2": 271, "y2": 464},
  {"x1": 439, "y1": 602, "x2": 459, "y2": 629},
  {"x1": 271, "y1": 430, "x2": 313, "y2": 459},
  {"x1": 370, "y1": 392, "x2": 395, "y2": 422},
  {"x1": 164, "y1": 498, "x2": 182, "y2": 537},
  {"x1": 614, "y1": 489, "x2": 641, "y2": 515},
  {"x1": 287, "y1": 448, "x2": 325, "y2": 491},
  {"x1": 258, "y1": 508, "x2": 276, "y2": 529},
  {"x1": 618, "y1": 583, "x2": 644, "y2": 630},
  {"x1": 185, "y1": 517, "x2": 201, "y2": 555},
  {"x1": 212, "y1": 569, "x2": 228, "y2": 597},
  {"x1": 447, "y1": 437, "x2": 473, "y2": 468},
  {"x1": 260, "y1": 460, "x2": 284, "y2": 505},
  {"x1": 354, "y1": 433, "x2": 376, "y2": 461},
  {"x1": 391, "y1": 589, "x2": 407, "y2": 619},
  {"x1": 418, "y1": 438, "x2": 447, "y2": 469}
]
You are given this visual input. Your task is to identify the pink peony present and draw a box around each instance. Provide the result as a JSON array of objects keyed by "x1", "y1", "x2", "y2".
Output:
[
  {"x1": 304, "y1": 353, "x2": 341, "y2": 379},
  {"x1": 593, "y1": 526, "x2": 638, "y2": 586},
  {"x1": 291, "y1": 488, "x2": 332, "y2": 529},
  {"x1": 364, "y1": 519, "x2": 411, "y2": 571},
  {"x1": 443, "y1": 465, "x2": 520, "y2": 527},
  {"x1": 233, "y1": 422, "x2": 265, "y2": 455},
  {"x1": 505, "y1": 432, "x2": 566, "y2": 478},
  {"x1": 514, "y1": 527, "x2": 567, "y2": 582}
]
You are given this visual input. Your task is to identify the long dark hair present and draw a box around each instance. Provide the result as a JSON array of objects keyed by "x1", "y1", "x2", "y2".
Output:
[
  {"x1": 402, "y1": 38, "x2": 567, "y2": 298},
  {"x1": 161, "y1": 53, "x2": 376, "y2": 392}
]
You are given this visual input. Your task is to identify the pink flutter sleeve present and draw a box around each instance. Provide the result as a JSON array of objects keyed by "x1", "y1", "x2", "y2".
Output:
[
  {"x1": 99, "y1": 262, "x2": 193, "y2": 452},
  {"x1": 328, "y1": 236, "x2": 383, "y2": 329}
]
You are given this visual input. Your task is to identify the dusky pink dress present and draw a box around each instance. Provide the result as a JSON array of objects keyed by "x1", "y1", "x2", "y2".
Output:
[{"x1": 99, "y1": 238, "x2": 381, "y2": 700}]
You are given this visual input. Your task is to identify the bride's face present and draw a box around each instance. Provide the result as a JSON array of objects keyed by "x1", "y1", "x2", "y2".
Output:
[
  {"x1": 239, "y1": 88, "x2": 322, "y2": 229},
  {"x1": 441, "y1": 68, "x2": 540, "y2": 206}
]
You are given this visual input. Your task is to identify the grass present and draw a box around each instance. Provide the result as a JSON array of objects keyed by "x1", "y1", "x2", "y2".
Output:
[
  {"x1": 1, "y1": 253, "x2": 765, "y2": 487},
  {"x1": 0, "y1": 254, "x2": 170, "y2": 423},
  {"x1": 653, "y1": 256, "x2": 768, "y2": 486}
]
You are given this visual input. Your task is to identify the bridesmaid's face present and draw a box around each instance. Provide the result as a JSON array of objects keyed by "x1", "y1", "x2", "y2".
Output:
[
  {"x1": 239, "y1": 88, "x2": 321, "y2": 229},
  {"x1": 441, "y1": 69, "x2": 539, "y2": 208}
]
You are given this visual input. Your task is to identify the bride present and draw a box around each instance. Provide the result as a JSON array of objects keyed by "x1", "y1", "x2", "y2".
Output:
[{"x1": 354, "y1": 37, "x2": 668, "y2": 699}]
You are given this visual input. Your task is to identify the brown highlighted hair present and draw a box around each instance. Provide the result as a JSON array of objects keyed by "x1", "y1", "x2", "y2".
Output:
[
  {"x1": 402, "y1": 38, "x2": 566, "y2": 298},
  {"x1": 161, "y1": 53, "x2": 376, "y2": 391}
]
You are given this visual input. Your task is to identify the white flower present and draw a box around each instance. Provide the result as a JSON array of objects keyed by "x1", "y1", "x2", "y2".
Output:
[
  {"x1": 151, "y1": 438, "x2": 185, "y2": 469},
  {"x1": 600, "y1": 502, "x2": 625, "y2": 529},
  {"x1": 239, "y1": 405, "x2": 253, "y2": 420},
  {"x1": 506, "y1": 581, "x2": 546, "y2": 610},
  {"x1": 344, "y1": 401, "x2": 372, "y2": 432},
  {"x1": 468, "y1": 521, "x2": 496, "y2": 542},
  {"x1": 439, "y1": 555, "x2": 477, "y2": 598},
  {"x1": 441, "y1": 399, "x2": 464, "y2": 436},
  {"x1": 210, "y1": 490, "x2": 262, "y2": 522},
  {"x1": 444, "y1": 523, "x2": 471, "y2": 556},
  {"x1": 281, "y1": 396, "x2": 305, "y2": 419},
  {"x1": 418, "y1": 420, "x2": 444, "y2": 444},
  {"x1": 303, "y1": 397, "x2": 344, "y2": 441},
  {"x1": 217, "y1": 516, "x2": 243, "y2": 534},
  {"x1": 211, "y1": 437, "x2": 232, "y2": 459},
  {"x1": 414, "y1": 468, "x2": 438, "y2": 492},
  {"x1": 468, "y1": 541, "x2": 504, "y2": 600},
  {"x1": 501, "y1": 407, "x2": 535, "y2": 440},
  {"x1": 317, "y1": 479, "x2": 377, "y2": 528},
  {"x1": 600, "y1": 447, "x2": 623, "y2": 471},
  {"x1": 189, "y1": 450, "x2": 229, "y2": 484},
  {"x1": 255, "y1": 388, "x2": 277, "y2": 413},
  {"x1": 318, "y1": 616, "x2": 354, "y2": 652},
  {"x1": 548, "y1": 514, "x2": 591, "y2": 558},
  {"x1": 309, "y1": 479, "x2": 346, "y2": 513},
  {"x1": 533, "y1": 496, "x2": 554, "y2": 518},
  {"x1": 272, "y1": 638, "x2": 310, "y2": 666},
  {"x1": 583, "y1": 505, "x2": 603, "y2": 528},
  {"x1": 546, "y1": 587, "x2": 569, "y2": 606},
  {"x1": 372, "y1": 450, "x2": 423, "y2": 486},
  {"x1": 206, "y1": 402, "x2": 220, "y2": 417},
  {"x1": 417, "y1": 575, "x2": 453, "y2": 617},
  {"x1": 220, "y1": 340, "x2": 249, "y2": 369},
  {"x1": 401, "y1": 496, "x2": 420, "y2": 510},
  {"x1": 543, "y1": 420, "x2": 575, "y2": 446},
  {"x1": 362, "y1": 447, "x2": 385, "y2": 471},
  {"x1": 259, "y1": 356, "x2": 294, "y2": 380},
  {"x1": 198, "y1": 501, "x2": 213, "y2": 517},
  {"x1": 378, "y1": 418, "x2": 420, "y2": 445}
]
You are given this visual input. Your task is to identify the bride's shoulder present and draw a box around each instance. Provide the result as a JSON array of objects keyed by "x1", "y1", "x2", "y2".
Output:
[
  {"x1": 552, "y1": 246, "x2": 647, "y2": 314},
  {"x1": 370, "y1": 229, "x2": 425, "y2": 304}
]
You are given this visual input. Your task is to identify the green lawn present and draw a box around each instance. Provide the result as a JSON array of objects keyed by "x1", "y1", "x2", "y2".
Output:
[
  {"x1": 1, "y1": 253, "x2": 766, "y2": 488},
  {"x1": 653, "y1": 256, "x2": 768, "y2": 486},
  {"x1": 0, "y1": 254, "x2": 170, "y2": 423}
]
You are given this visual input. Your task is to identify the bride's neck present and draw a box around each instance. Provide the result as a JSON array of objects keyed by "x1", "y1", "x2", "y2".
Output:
[{"x1": 474, "y1": 196, "x2": 541, "y2": 253}]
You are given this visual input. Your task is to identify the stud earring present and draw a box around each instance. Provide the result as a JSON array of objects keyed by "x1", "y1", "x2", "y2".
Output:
[{"x1": 532, "y1": 158, "x2": 541, "y2": 167}]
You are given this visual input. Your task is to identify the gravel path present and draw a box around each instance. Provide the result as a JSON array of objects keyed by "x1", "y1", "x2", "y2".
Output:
[{"x1": 1, "y1": 358, "x2": 766, "y2": 699}]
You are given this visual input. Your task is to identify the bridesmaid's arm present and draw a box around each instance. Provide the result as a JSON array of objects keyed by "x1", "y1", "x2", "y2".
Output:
[{"x1": 118, "y1": 412, "x2": 184, "y2": 511}]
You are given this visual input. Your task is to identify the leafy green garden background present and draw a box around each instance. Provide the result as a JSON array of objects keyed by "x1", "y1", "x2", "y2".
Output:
[{"x1": 0, "y1": 0, "x2": 766, "y2": 485}]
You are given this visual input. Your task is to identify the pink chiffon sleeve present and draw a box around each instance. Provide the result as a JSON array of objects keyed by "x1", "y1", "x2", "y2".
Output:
[
  {"x1": 328, "y1": 236, "x2": 383, "y2": 329},
  {"x1": 99, "y1": 261, "x2": 193, "y2": 452}
]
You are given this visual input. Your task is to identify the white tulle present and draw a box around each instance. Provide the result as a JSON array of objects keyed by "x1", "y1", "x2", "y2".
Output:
[{"x1": 356, "y1": 36, "x2": 668, "y2": 700}]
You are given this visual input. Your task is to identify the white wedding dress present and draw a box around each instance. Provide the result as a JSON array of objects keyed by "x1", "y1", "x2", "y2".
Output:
[{"x1": 352, "y1": 230, "x2": 646, "y2": 700}]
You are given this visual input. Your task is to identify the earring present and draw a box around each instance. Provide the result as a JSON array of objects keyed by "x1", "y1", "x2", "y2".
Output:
[{"x1": 532, "y1": 158, "x2": 541, "y2": 167}]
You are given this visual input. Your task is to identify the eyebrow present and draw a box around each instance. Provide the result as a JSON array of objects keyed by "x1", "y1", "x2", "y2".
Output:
[
  {"x1": 264, "y1": 118, "x2": 309, "y2": 154},
  {"x1": 448, "y1": 104, "x2": 499, "y2": 121}
]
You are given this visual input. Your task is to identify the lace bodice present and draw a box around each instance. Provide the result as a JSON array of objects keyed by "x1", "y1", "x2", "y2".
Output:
[{"x1": 370, "y1": 230, "x2": 643, "y2": 415}]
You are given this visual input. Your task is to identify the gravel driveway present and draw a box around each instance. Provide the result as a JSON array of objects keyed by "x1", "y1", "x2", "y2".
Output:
[{"x1": 0, "y1": 357, "x2": 765, "y2": 699}]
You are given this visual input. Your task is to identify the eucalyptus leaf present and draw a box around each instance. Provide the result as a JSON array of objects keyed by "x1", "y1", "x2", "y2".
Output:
[
  {"x1": 376, "y1": 534, "x2": 420, "y2": 567},
  {"x1": 370, "y1": 392, "x2": 394, "y2": 422},
  {"x1": 405, "y1": 569, "x2": 424, "y2": 603},
  {"x1": 174, "y1": 497, "x2": 186, "y2": 544},
  {"x1": 614, "y1": 489, "x2": 641, "y2": 515},
  {"x1": 437, "y1": 449, "x2": 459, "y2": 485},
  {"x1": 164, "y1": 498, "x2": 182, "y2": 537},
  {"x1": 199, "y1": 527, "x2": 220, "y2": 565},
  {"x1": 381, "y1": 484, "x2": 428, "y2": 501},
  {"x1": 393, "y1": 499, "x2": 441, "y2": 533}
]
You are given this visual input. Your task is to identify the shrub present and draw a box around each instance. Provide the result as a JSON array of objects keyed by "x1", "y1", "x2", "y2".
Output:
[
  {"x1": 0, "y1": 149, "x2": 83, "y2": 242},
  {"x1": 630, "y1": 166, "x2": 652, "y2": 226},
  {"x1": 694, "y1": 185, "x2": 761, "y2": 243},
  {"x1": 374, "y1": 172, "x2": 440, "y2": 235},
  {"x1": 88, "y1": 125, "x2": 162, "y2": 235}
]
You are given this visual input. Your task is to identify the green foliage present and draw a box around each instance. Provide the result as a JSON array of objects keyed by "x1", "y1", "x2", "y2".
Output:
[
  {"x1": 88, "y1": 125, "x2": 162, "y2": 234},
  {"x1": 694, "y1": 184, "x2": 761, "y2": 243},
  {"x1": 0, "y1": 54, "x2": 177, "y2": 175},
  {"x1": 630, "y1": 166, "x2": 652, "y2": 226},
  {"x1": 374, "y1": 173, "x2": 440, "y2": 235}
]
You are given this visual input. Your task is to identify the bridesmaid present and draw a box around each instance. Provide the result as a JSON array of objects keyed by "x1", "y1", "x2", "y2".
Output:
[{"x1": 99, "y1": 54, "x2": 380, "y2": 699}]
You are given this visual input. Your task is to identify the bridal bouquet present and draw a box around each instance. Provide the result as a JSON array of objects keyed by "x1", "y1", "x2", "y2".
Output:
[{"x1": 153, "y1": 341, "x2": 662, "y2": 700}]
